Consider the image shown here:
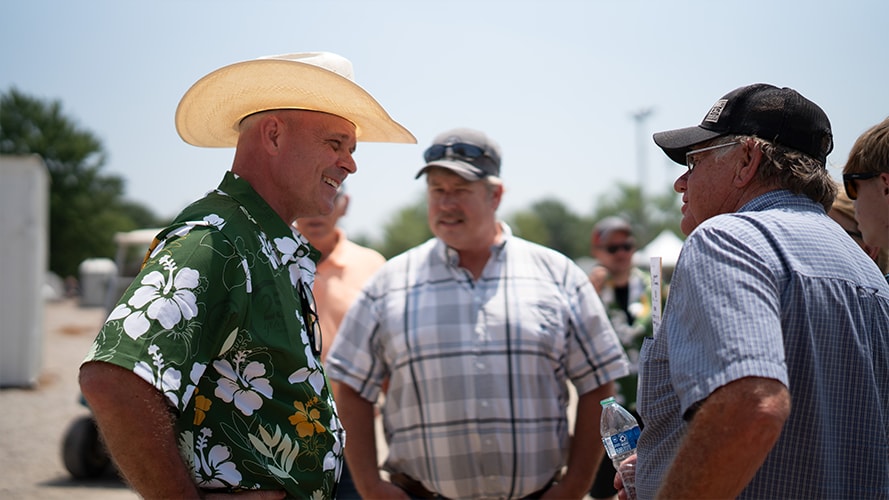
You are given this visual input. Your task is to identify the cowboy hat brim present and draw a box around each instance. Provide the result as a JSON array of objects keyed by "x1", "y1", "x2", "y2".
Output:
[{"x1": 175, "y1": 57, "x2": 416, "y2": 147}]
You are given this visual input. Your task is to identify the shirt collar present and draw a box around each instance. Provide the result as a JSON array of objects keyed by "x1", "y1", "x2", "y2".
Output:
[
  {"x1": 220, "y1": 171, "x2": 320, "y2": 264},
  {"x1": 436, "y1": 221, "x2": 511, "y2": 267},
  {"x1": 738, "y1": 189, "x2": 823, "y2": 214}
]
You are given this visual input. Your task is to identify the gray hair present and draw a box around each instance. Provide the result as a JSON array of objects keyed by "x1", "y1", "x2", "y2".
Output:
[{"x1": 737, "y1": 135, "x2": 837, "y2": 211}]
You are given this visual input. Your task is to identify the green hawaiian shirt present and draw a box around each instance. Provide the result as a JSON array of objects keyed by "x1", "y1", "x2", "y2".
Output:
[{"x1": 84, "y1": 172, "x2": 343, "y2": 499}]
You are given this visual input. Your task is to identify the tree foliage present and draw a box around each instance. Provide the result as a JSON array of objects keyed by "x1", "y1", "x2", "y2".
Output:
[
  {"x1": 0, "y1": 87, "x2": 162, "y2": 277},
  {"x1": 507, "y1": 198, "x2": 592, "y2": 258},
  {"x1": 376, "y1": 194, "x2": 433, "y2": 258},
  {"x1": 363, "y1": 182, "x2": 682, "y2": 261},
  {"x1": 588, "y1": 183, "x2": 683, "y2": 251}
]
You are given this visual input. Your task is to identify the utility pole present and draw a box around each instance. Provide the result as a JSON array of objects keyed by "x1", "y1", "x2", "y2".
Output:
[{"x1": 632, "y1": 107, "x2": 654, "y2": 196}]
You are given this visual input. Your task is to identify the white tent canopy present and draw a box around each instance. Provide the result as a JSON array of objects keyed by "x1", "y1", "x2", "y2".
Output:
[{"x1": 633, "y1": 230, "x2": 685, "y2": 268}]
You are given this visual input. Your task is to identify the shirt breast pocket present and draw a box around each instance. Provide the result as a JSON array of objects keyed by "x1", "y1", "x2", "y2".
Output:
[
  {"x1": 637, "y1": 336, "x2": 668, "y2": 419},
  {"x1": 517, "y1": 299, "x2": 566, "y2": 354}
]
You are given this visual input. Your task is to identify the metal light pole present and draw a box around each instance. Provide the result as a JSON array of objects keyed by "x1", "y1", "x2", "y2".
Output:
[{"x1": 632, "y1": 107, "x2": 654, "y2": 195}]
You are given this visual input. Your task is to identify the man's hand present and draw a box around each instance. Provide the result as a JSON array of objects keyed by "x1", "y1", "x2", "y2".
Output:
[
  {"x1": 589, "y1": 266, "x2": 609, "y2": 293},
  {"x1": 613, "y1": 453, "x2": 637, "y2": 500}
]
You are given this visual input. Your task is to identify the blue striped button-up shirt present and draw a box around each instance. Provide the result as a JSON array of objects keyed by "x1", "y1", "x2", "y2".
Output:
[{"x1": 636, "y1": 191, "x2": 889, "y2": 499}]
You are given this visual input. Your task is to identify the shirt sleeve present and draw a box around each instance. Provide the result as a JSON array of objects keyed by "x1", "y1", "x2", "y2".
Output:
[
  {"x1": 565, "y1": 262, "x2": 630, "y2": 395},
  {"x1": 324, "y1": 273, "x2": 389, "y2": 403},
  {"x1": 84, "y1": 225, "x2": 246, "y2": 411},
  {"x1": 667, "y1": 224, "x2": 789, "y2": 415}
]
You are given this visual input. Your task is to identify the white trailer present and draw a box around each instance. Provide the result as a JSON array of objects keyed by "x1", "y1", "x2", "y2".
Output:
[{"x1": 0, "y1": 155, "x2": 49, "y2": 387}]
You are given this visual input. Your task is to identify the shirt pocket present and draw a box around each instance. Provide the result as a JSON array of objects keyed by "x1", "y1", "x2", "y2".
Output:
[{"x1": 637, "y1": 336, "x2": 668, "y2": 419}]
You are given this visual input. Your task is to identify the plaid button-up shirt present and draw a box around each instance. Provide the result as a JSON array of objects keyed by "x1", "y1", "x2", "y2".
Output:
[{"x1": 327, "y1": 224, "x2": 628, "y2": 499}]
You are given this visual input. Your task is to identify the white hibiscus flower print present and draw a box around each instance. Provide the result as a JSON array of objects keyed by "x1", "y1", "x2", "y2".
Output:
[
  {"x1": 240, "y1": 257, "x2": 252, "y2": 293},
  {"x1": 133, "y1": 344, "x2": 183, "y2": 407},
  {"x1": 117, "y1": 255, "x2": 199, "y2": 340},
  {"x1": 287, "y1": 263, "x2": 302, "y2": 289},
  {"x1": 269, "y1": 233, "x2": 316, "y2": 289},
  {"x1": 181, "y1": 361, "x2": 208, "y2": 409},
  {"x1": 258, "y1": 232, "x2": 280, "y2": 270},
  {"x1": 195, "y1": 428, "x2": 242, "y2": 488},
  {"x1": 323, "y1": 412, "x2": 345, "y2": 481},
  {"x1": 288, "y1": 311, "x2": 325, "y2": 395},
  {"x1": 274, "y1": 236, "x2": 301, "y2": 266},
  {"x1": 203, "y1": 214, "x2": 225, "y2": 230},
  {"x1": 213, "y1": 351, "x2": 273, "y2": 416}
]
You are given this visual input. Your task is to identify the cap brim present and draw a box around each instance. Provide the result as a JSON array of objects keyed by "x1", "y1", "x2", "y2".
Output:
[
  {"x1": 415, "y1": 159, "x2": 485, "y2": 181},
  {"x1": 653, "y1": 126, "x2": 725, "y2": 165},
  {"x1": 176, "y1": 59, "x2": 416, "y2": 147}
]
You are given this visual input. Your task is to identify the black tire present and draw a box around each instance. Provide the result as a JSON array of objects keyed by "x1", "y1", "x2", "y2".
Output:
[{"x1": 62, "y1": 415, "x2": 111, "y2": 479}]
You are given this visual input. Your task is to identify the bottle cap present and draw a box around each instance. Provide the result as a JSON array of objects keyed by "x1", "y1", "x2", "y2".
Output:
[{"x1": 600, "y1": 397, "x2": 616, "y2": 406}]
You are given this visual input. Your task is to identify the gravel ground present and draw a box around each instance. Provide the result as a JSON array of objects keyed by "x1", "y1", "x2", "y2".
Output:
[{"x1": 0, "y1": 298, "x2": 137, "y2": 499}]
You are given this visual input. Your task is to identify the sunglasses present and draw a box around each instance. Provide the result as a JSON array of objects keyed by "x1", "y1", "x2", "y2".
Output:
[
  {"x1": 604, "y1": 243, "x2": 635, "y2": 254},
  {"x1": 424, "y1": 142, "x2": 486, "y2": 163},
  {"x1": 297, "y1": 284, "x2": 322, "y2": 357},
  {"x1": 843, "y1": 172, "x2": 880, "y2": 200}
]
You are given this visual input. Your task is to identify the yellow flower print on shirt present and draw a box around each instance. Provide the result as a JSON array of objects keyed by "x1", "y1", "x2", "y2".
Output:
[
  {"x1": 193, "y1": 389, "x2": 212, "y2": 426},
  {"x1": 289, "y1": 397, "x2": 326, "y2": 437}
]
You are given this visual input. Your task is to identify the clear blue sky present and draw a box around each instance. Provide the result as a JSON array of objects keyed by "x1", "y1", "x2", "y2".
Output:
[{"x1": 4, "y1": 0, "x2": 887, "y2": 241}]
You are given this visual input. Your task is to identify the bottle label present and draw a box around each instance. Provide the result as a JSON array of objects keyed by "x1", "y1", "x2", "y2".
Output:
[{"x1": 602, "y1": 426, "x2": 640, "y2": 458}]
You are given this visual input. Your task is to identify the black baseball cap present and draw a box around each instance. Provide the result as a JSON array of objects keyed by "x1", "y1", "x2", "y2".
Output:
[
  {"x1": 415, "y1": 127, "x2": 502, "y2": 180},
  {"x1": 653, "y1": 83, "x2": 834, "y2": 166}
]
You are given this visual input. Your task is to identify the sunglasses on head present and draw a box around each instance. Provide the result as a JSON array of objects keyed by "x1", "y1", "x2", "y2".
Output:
[
  {"x1": 604, "y1": 243, "x2": 635, "y2": 254},
  {"x1": 843, "y1": 172, "x2": 880, "y2": 200},
  {"x1": 424, "y1": 143, "x2": 486, "y2": 163}
]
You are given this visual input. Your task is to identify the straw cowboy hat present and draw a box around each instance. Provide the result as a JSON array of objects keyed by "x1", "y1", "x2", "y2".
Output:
[{"x1": 175, "y1": 51, "x2": 416, "y2": 147}]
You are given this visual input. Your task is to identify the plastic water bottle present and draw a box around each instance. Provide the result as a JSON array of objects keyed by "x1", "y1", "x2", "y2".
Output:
[{"x1": 600, "y1": 397, "x2": 640, "y2": 499}]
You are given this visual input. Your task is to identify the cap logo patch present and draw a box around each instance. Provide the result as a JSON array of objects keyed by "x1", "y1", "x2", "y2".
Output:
[{"x1": 704, "y1": 99, "x2": 728, "y2": 123}]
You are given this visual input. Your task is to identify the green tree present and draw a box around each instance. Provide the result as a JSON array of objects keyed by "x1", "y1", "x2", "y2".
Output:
[
  {"x1": 589, "y1": 182, "x2": 682, "y2": 248},
  {"x1": 0, "y1": 87, "x2": 161, "y2": 277},
  {"x1": 368, "y1": 182, "x2": 683, "y2": 262},
  {"x1": 376, "y1": 194, "x2": 433, "y2": 258},
  {"x1": 119, "y1": 199, "x2": 169, "y2": 229},
  {"x1": 507, "y1": 198, "x2": 590, "y2": 259}
]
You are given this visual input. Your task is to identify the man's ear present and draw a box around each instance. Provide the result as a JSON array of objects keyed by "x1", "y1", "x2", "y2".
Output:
[
  {"x1": 880, "y1": 172, "x2": 889, "y2": 201},
  {"x1": 259, "y1": 114, "x2": 282, "y2": 154},
  {"x1": 490, "y1": 183, "x2": 505, "y2": 210},
  {"x1": 734, "y1": 138, "x2": 762, "y2": 188},
  {"x1": 337, "y1": 193, "x2": 350, "y2": 217}
]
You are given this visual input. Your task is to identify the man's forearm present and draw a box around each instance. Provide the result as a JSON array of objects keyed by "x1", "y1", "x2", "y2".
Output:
[
  {"x1": 557, "y1": 382, "x2": 615, "y2": 497},
  {"x1": 80, "y1": 361, "x2": 201, "y2": 498},
  {"x1": 656, "y1": 377, "x2": 790, "y2": 499}
]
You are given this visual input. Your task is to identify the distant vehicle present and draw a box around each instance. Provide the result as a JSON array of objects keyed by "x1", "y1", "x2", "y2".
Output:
[{"x1": 103, "y1": 228, "x2": 162, "y2": 313}]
